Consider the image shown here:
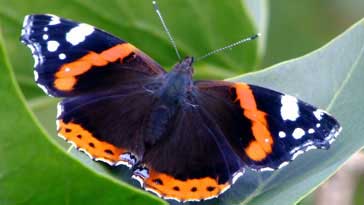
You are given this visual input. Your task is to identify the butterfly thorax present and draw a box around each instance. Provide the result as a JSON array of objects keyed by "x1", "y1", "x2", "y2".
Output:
[{"x1": 144, "y1": 57, "x2": 194, "y2": 146}]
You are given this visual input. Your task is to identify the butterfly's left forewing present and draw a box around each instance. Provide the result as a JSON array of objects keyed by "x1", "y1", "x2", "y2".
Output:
[
  {"x1": 195, "y1": 80, "x2": 341, "y2": 171},
  {"x1": 21, "y1": 14, "x2": 165, "y2": 97}
]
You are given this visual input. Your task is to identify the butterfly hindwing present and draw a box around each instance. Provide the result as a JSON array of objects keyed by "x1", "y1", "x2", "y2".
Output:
[
  {"x1": 57, "y1": 85, "x2": 159, "y2": 167},
  {"x1": 132, "y1": 105, "x2": 244, "y2": 202},
  {"x1": 21, "y1": 14, "x2": 165, "y2": 97},
  {"x1": 195, "y1": 81, "x2": 341, "y2": 171}
]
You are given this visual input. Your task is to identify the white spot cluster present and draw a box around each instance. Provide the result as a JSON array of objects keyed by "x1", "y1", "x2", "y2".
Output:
[
  {"x1": 280, "y1": 95, "x2": 300, "y2": 121},
  {"x1": 66, "y1": 23, "x2": 94, "y2": 45}
]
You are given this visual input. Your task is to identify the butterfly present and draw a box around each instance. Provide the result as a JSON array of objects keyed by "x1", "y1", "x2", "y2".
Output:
[{"x1": 20, "y1": 13, "x2": 341, "y2": 202}]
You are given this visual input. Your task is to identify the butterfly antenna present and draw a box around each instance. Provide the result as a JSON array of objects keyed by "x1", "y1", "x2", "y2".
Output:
[
  {"x1": 196, "y1": 33, "x2": 261, "y2": 62},
  {"x1": 153, "y1": 1, "x2": 182, "y2": 61}
]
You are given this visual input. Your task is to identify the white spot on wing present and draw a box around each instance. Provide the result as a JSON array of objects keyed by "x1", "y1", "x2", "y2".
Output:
[
  {"x1": 43, "y1": 27, "x2": 48, "y2": 32},
  {"x1": 56, "y1": 120, "x2": 60, "y2": 130},
  {"x1": 292, "y1": 128, "x2": 305, "y2": 139},
  {"x1": 132, "y1": 167, "x2": 149, "y2": 186},
  {"x1": 280, "y1": 95, "x2": 300, "y2": 121},
  {"x1": 34, "y1": 70, "x2": 39, "y2": 81},
  {"x1": 47, "y1": 40, "x2": 59, "y2": 52},
  {"x1": 66, "y1": 23, "x2": 94, "y2": 45},
  {"x1": 305, "y1": 145, "x2": 317, "y2": 151},
  {"x1": 292, "y1": 150, "x2": 304, "y2": 160},
  {"x1": 57, "y1": 102, "x2": 63, "y2": 118},
  {"x1": 21, "y1": 15, "x2": 30, "y2": 36},
  {"x1": 42, "y1": 34, "x2": 49, "y2": 40},
  {"x1": 316, "y1": 123, "x2": 321, "y2": 128},
  {"x1": 279, "y1": 131, "x2": 286, "y2": 138},
  {"x1": 49, "y1": 15, "x2": 61, "y2": 25},
  {"x1": 37, "y1": 84, "x2": 50, "y2": 95},
  {"x1": 95, "y1": 158, "x2": 114, "y2": 166},
  {"x1": 59, "y1": 53, "x2": 66, "y2": 60},
  {"x1": 33, "y1": 55, "x2": 39, "y2": 67},
  {"x1": 313, "y1": 109, "x2": 324, "y2": 121},
  {"x1": 22, "y1": 15, "x2": 30, "y2": 28},
  {"x1": 260, "y1": 167, "x2": 274, "y2": 172},
  {"x1": 308, "y1": 128, "x2": 315, "y2": 134},
  {"x1": 119, "y1": 153, "x2": 136, "y2": 166},
  {"x1": 279, "y1": 161, "x2": 290, "y2": 169},
  {"x1": 232, "y1": 170, "x2": 244, "y2": 184}
]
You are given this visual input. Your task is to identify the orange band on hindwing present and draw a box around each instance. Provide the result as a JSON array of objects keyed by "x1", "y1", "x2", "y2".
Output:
[
  {"x1": 57, "y1": 119, "x2": 127, "y2": 164},
  {"x1": 234, "y1": 83, "x2": 273, "y2": 161},
  {"x1": 143, "y1": 168, "x2": 230, "y2": 202},
  {"x1": 54, "y1": 43, "x2": 136, "y2": 91}
]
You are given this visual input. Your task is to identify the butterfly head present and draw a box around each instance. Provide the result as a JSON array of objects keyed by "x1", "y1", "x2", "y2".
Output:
[{"x1": 172, "y1": 56, "x2": 194, "y2": 75}]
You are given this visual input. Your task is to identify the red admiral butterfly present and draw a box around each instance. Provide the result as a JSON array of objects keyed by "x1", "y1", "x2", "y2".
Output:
[{"x1": 21, "y1": 11, "x2": 341, "y2": 203}]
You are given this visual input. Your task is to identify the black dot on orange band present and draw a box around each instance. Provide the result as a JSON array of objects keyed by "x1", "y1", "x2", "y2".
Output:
[
  {"x1": 104, "y1": 149, "x2": 114, "y2": 155},
  {"x1": 65, "y1": 128, "x2": 72, "y2": 133},
  {"x1": 152, "y1": 178, "x2": 163, "y2": 185},
  {"x1": 191, "y1": 187, "x2": 197, "y2": 192},
  {"x1": 76, "y1": 134, "x2": 82, "y2": 139},
  {"x1": 89, "y1": 142, "x2": 95, "y2": 148},
  {"x1": 173, "y1": 186, "x2": 180, "y2": 191},
  {"x1": 207, "y1": 186, "x2": 215, "y2": 192}
]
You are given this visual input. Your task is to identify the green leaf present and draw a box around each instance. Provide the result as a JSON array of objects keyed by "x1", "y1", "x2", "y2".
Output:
[
  {"x1": 0, "y1": 0, "x2": 261, "y2": 99},
  {"x1": 226, "y1": 18, "x2": 364, "y2": 205},
  {"x1": 0, "y1": 33, "x2": 166, "y2": 205}
]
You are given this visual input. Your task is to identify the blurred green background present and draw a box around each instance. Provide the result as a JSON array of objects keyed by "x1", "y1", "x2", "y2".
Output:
[{"x1": 264, "y1": 0, "x2": 364, "y2": 68}]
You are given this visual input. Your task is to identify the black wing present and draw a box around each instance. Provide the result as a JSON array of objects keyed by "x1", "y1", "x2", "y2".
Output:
[
  {"x1": 21, "y1": 14, "x2": 165, "y2": 97},
  {"x1": 194, "y1": 80, "x2": 341, "y2": 171},
  {"x1": 57, "y1": 86, "x2": 158, "y2": 167}
]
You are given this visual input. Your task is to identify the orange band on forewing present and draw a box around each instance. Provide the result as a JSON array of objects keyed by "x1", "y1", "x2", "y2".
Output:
[
  {"x1": 57, "y1": 120, "x2": 126, "y2": 163},
  {"x1": 54, "y1": 43, "x2": 136, "y2": 91},
  {"x1": 244, "y1": 141, "x2": 267, "y2": 161},
  {"x1": 100, "y1": 43, "x2": 135, "y2": 62},
  {"x1": 144, "y1": 168, "x2": 230, "y2": 202},
  {"x1": 234, "y1": 83, "x2": 273, "y2": 161},
  {"x1": 54, "y1": 77, "x2": 77, "y2": 91}
]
